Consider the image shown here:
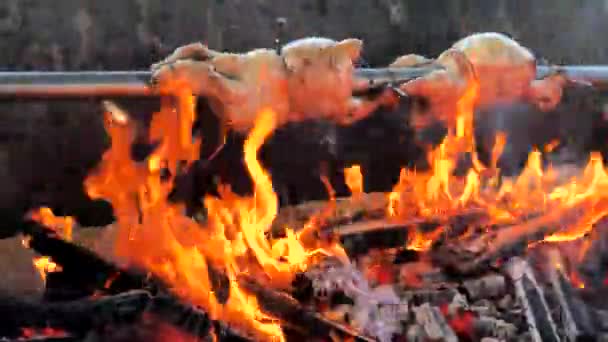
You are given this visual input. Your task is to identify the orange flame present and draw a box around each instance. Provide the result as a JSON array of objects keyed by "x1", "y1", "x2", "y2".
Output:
[
  {"x1": 32, "y1": 256, "x2": 61, "y2": 284},
  {"x1": 81, "y1": 90, "x2": 349, "y2": 340},
  {"x1": 344, "y1": 165, "x2": 364, "y2": 200},
  {"x1": 26, "y1": 207, "x2": 71, "y2": 284},
  {"x1": 29, "y1": 207, "x2": 74, "y2": 241}
]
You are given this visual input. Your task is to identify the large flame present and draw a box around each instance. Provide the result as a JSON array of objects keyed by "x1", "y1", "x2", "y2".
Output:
[
  {"x1": 387, "y1": 76, "x2": 608, "y2": 257},
  {"x1": 80, "y1": 90, "x2": 348, "y2": 340}
]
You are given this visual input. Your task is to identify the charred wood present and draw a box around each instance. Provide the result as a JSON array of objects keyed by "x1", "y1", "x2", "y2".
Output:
[
  {"x1": 327, "y1": 208, "x2": 487, "y2": 256},
  {"x1": 19, "y1": 220, "x2": 148, "y2": 296},
  {"x1": 504, "y1": 257, "x2": 560, "y2": 342},
  {"x1": 434, "y1": 198, "x2": 607, "y2": 275},
  {"x1": 0, "y1": 289, "x2": 251, "y2": 341},
  {"x1": 236, "y1": 274, "x2": 375, "y2": 342}
]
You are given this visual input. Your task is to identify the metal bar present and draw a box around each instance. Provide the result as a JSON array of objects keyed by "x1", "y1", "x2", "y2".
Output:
[
  {"x1": 0, "y1": 67, "x2": 441, "y2": 99},
  {"x1": 1, "y1": 65, "x2": 608, "y2": 99}
]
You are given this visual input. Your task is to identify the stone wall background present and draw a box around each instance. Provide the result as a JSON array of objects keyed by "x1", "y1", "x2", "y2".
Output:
[{"x1": 0, "y1": 0, "x2": 607, "y2": 229}]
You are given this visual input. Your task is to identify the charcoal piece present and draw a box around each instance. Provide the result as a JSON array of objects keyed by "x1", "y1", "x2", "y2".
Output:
[
  {"x1": 207, "y1": 263, "x2": 230, "y2": 304},
  {"x1": 473, "y1": 317, "x2": 518, "y2": 340},
  {"x1": 330, "y1": 291, "x2": 355, "y2": 307},
  {"x1": 291, "y1": 272, "x2": 314, "y2": 304},
  {"x1": 393, "y1": 248, "x2": 421, "y2": 264},
  {"x1": 339, "y1": 225, "x2": 410, "y2": 257},
  {"x1": 544, "y1": 249, "x2": 597, "y2": 342},
  {"x1": 413, "y1": 303, "x2": 458, "y2": 342},
  {"x1": 505, "y1": 257, "x2": 560, "y2": 342},
  {"x1": 406, "y1": 324, "x2": 425, "y2": 342},
  {"x1": 401, "y1": 287, "x2": 459, "y2": 307},
  {"x1": 496, "y1": 294, "x2": 513, "y2": 311},
  {"x1": 462, "y1": 273, "x2": 506, "y2": 301},
  {"x1": 469, "y1": 299, "x2": 497, "y2": 317},
  {"x1": 446, "y1": 293, "x2": 468, "y2": 316},
  {"x1": 480, "y1": 338, "x2": 501, "y2": 342},
  {"x1": 592, "y1": 309, "x2": 608, "y2": 331}
]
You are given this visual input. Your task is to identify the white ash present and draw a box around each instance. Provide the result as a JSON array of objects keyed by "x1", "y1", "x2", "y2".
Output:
[{"x1": 305, "y1": 260, "x2": 404, "y2": 342}]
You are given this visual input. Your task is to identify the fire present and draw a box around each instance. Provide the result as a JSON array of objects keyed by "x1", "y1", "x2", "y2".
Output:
[
  {"x1": 24, "y1": 208, "x2": 72, "y2": 284},
  {"x1": 78, "y1": 90, "x2": 347, "y2": 340},
  {"x1": 386, "y1": 70, "x2": 608, "y2": 268},
  {"x1": 32, "y1": 256, "x2": 61, "y2": 283},
  {"x1": 344, "y1": 165, "x2": 364, "y2": 199},
  {"x1": 28, "y1": 207, "x2": 74, "y2": 241},
  {"x1": 19, "y1": 56, "x2": 608, "y2": 338}
]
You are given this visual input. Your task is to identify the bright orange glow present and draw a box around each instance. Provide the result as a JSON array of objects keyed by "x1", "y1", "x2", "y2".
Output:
[
  {"x1": 78, "y1": 89, "x2": 352, "y2": 340},
  {"x1": 29, "y1": 207, "x2": 74, "y2": 241},
  {"x1": 344, "y1": 165, "x2": 364, "y2": 199},
  {"x1": 33, "y1": 256, "x2": 61, "y2": 284}
]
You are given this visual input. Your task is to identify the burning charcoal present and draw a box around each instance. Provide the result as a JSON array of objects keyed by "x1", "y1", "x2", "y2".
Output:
[
  {"x1": 330, "y1": 291, "x2": 355, "y2": 307},
  {"x1": 462, "y1": 273, "x2": 507, "y2": 301},
  {"x1": 496, "y1": 294, "x2": 513, "y2": 311},
  {"x1": 469, "y1": 299, "x2": 498, "y2": 317},
  {"x1": 504, "y1": 257, "x2": 560, "y2": 342},
  {"x1": 592, "y1": 309, "x2": 608, "y2": 331},
  {"x1": 406, "y1": 324, "x2": 425, "y2": 342},
  {"x1": 413, "y1": 303, "x2": 458, "y2": 342},
  {"x1": 401, "y1": 287, "x2": 459, "y2": 307},
  {"x1": 446, "y1": 293, "x2": 468, "y2": 316},
  {"x1": 324, "y1": 304, "x2": 352, "y2": 324},
  {"x1": 291, "y1": 272, "x2": 314, "y2": 304},
  {"x1": 543, "y1": 248, "x2": 597, "y2": 341},
  {"x1": 393, "y1": 248, "x2": 421, "y2": 264},
  {"x1": 480, "y1": 338, "x2": 501, "y2": 342},
  {"x1": 473, "y1": 317, "x2": 518, "y2": 340}
]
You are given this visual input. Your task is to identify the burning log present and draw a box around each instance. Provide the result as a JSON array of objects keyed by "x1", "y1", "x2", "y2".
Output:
[
  {"x1": 18, "y1": 219, "x2": 371, "y2": 341},
  {"x1": 542, "y1": 248, "x2": 597, "y2": 341},
  {"x1": 434, "y1": 198, "x2": 608, "y2": 275},
  {"x1": 308, "y1": 205, "x2": 487, "y2": 256},
  {"x1": 19, "y1": 220, "x2": 148, "y2": 295},
  {"x1": 237, "y1": 274, "x2": 375, "y2": 342},
  {"x1": 504, "y1": 257, "x2": 560, "y2": 342},
  {"x1": 272, "y1": 192, "x2": 389, "y2": 234},
  {"x1": 0, "y1": 290, "x2": 150, "y2": 335},
  {"x1": 0, "y1": 289, "x2": 252, "y2": 341}
]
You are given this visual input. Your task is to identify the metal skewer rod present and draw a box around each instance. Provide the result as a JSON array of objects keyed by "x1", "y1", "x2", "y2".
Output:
[{"x1": 0, "y1": 65, "x2": 606, "y2": 99}]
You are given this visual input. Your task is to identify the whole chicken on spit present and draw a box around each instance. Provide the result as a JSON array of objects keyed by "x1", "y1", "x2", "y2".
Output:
[
  {"x1": 150, "y1": 37, "x2": 398, "y2": 134},
  {"x1": 394, "y1": 32, "x2": 568, "y2": 128},
  {"x1": 151, "y1": 32, "x2": 570, "y2": 137}
]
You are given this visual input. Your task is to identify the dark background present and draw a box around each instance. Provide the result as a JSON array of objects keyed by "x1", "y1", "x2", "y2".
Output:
[{"x1": 0, "y1": 0, "x2": 607, "y2": 231}]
